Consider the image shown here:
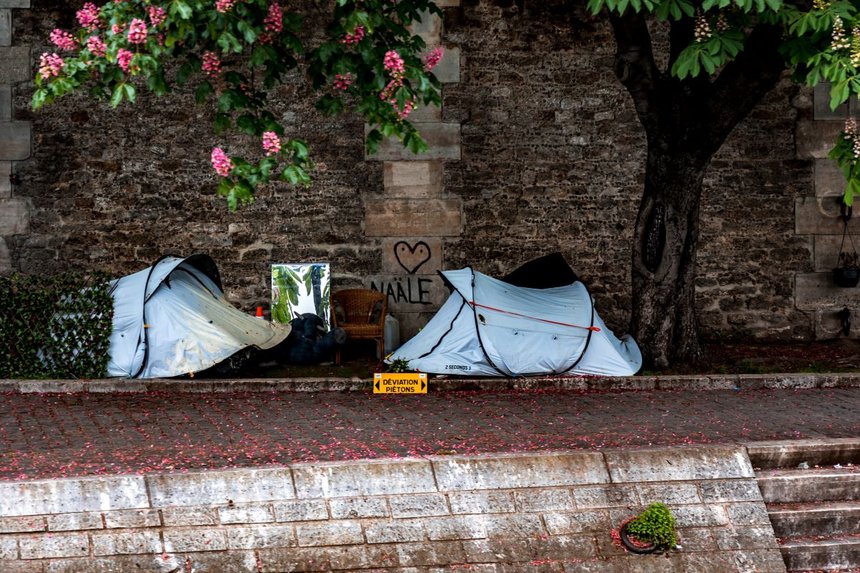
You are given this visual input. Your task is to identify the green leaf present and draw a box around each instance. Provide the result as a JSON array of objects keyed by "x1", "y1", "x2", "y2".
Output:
[
  {"x1": 110, "y1": 83, "x2": 125, "y2": 107},
  {"x1": 195, "y1": 81, "x2": 214, "y2": 104},
  {"x1": 122, "y1": 83, "x2": 136, "y2": 103}
]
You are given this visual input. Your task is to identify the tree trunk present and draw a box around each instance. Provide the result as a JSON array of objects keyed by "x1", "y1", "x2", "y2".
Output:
[
  {"x1": 630, "y1": 151, "x2": 707, "y2": 369},
  {"x1": 607, "y1": 12, "x2": 788, "y2": 369}
]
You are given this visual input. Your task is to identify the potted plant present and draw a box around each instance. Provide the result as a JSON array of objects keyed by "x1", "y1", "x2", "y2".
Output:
[
  {"x1": 834, "y1": 251, "x2": 860, "y2": 288},
  {"x1": 618, "y1": 503, "x2": 678, "y2": 554}
]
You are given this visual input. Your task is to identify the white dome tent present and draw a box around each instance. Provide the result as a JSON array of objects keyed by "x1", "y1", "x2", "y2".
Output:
[
  {"x1": 107, "y1": 254, "x2": 290, "y2": 378},
  {"x1": 387, "y1": 255, "x2": 642, "y2": 377}
]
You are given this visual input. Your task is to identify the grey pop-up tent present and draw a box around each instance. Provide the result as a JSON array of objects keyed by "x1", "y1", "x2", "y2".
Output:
[
  {"x1": 387, "y1": 255, "x2": 642, "y2": 377},
  {"x1": 107, "y1": 254, "x2": 290, "y2": 378}
]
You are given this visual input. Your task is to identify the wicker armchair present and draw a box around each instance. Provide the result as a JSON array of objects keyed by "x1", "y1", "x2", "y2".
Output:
[{"x1": 330, "y1": 288, "x2": 387, "y2": 364}]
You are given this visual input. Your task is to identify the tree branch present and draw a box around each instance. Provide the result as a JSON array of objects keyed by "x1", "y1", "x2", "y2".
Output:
[
  {"x1": 608, "y1": 10, "x2": 661, "y2": 135},
  {"x1": 701, "y1": 22, "x2": 787, "y2": 156}
]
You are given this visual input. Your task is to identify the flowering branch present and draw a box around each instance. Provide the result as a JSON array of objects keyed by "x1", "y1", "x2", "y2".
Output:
[{"x1": 32, "y1": 0, "x2": 445, "y2": 210}]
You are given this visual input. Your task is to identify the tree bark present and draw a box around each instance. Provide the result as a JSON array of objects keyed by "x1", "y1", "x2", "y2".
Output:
[{"x1": 608, "y1": 11, "x2": 788, "y2": 369}]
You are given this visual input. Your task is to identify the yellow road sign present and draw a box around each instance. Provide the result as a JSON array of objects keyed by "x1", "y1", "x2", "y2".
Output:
[{"x1": 373, "y1": 372, "x2": 427, "y2": 394}]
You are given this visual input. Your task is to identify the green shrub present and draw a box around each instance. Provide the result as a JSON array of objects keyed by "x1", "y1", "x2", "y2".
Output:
[
  {"x1": 0, "y1": 272, "x2": 114, "y2": 379},
  {"x1": 625, "y1": 503, "x2": 678, "y2": 550},
  {"x1": 385, "y1": 358, "x2": 414, "y2": 373}
]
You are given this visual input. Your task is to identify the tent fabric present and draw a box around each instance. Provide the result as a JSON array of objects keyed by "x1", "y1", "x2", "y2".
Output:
[
  {"x1": 388, "y1": 265, "x2": 641, "y2": 377},
  {"x1": 107, "y1": 254, "x2": 291, "y2": 378}
]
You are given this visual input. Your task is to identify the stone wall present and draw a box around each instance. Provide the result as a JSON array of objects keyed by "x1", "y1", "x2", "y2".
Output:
[
  {"x1": 5, "y1": 0, "x2": 832, "y2": 341},
  {"x1": 0, "y1": 446, "x2": 786, "y2": 572}
]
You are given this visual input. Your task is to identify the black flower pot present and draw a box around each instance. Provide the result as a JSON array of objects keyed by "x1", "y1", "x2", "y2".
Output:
[
  {"x1": 620, "y1": 522, "x2": 658, "y2": 555},
  {"x1": 833, "y1": 267, "x2": 860, "y2": 288}
]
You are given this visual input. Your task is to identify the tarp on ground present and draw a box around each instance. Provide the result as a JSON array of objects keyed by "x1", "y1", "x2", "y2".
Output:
[
  {"x1": 387, "y1": 256, "x2": 641, "y2": 377},
  {"x1": 107, "y1": 254, "x2": 290, "y2": 378}
]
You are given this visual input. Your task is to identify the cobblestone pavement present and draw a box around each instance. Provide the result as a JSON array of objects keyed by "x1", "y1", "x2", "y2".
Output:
[{"x1": 1, "y1": 386, "x2": 858, "y2": 481}]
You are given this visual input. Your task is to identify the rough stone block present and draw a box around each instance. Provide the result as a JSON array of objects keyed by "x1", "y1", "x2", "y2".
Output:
[
  {"x1": 434, "y1": 0, "x2": 460, "y2": 6},
  {"x1": 363, "y1": 518, "x2": 425, "y2": 543},
  {"x1": 0, "y1": 12, "x2": 9, "y2": 48},
  {"x1": 219, "y1": 504, "x2": 274, "y2": 524},
  {"x1": 796, "y1": 119, "x2": 843, "y2": 159},
  {"x1": 0, "y1": 476, "x2": 149, "y2": 517},
  {"x1": 725, "y1": 502, "x2": 773, "y2": 526},
  {"x1": 635, "y1": 483, "x2": 701, "y2": 505},
  {"x1": 0, "y1": 560, "x2": 44, "y2": 573},
  {"x1": 325, "y1": 544, "x2": 401, "y2": 570},
  {"x1": 432, "y1": 46, "x2": 460, "y2": 84},
  {"x1": 671, "y1": 505, "x2": 731, "y2": 527},
  {"x1": 421, "y1": 515, "x2": 491, "y2": 540},
  {"x1": 292, "y1": 457, "x2": 437, "y2": 499},
  {"x1": 604, "y1": 446, "x2": 754, "y2": 483},
  {"x1": 383, "y1": 161, "x2": 443, "y2": 197},
  {"x1": 409, "y1": 103, "x2": 443, "y2": 123},
  {"x1": 514, "y1": 489, "x2": 575, "y2": 512},
  {"x1": 571, "y1": 485, "x2": 640, "y2": 509},
  {"x1": 699, "y1": 480, "x2": 764, "y2": 503},
  {"x1": 367, "y1": 274, "x2": 449, "y2": 314},
  {"x1": 796, "y1": 272, "x2": 860, "y2": 310},
  {"x1": 0, "y1": 0, "x2": 30, "y2": 7},
  {"x1": 47, "y1": 512, "x2": 103, "y2": 532},
  {"x1": 814, "y1": 234, "x2": 852, "y2": 272},
  {"x1": 408, "y1": 10, "x2": 442, "y2": 43},
  {"x1": 0, "y1": 516, "x2": 46, "y2": 533},
  {"x1": 795, "y1": 196, "x2": 859, "y2": 235},
  {"x1": 432, "y1": 451, "x2": 609, "y2": 491},
  {"x1": 226, "y1": 525, "x2": 295, "y2": 550},
  {"x1": 103, "y1": 509, "x2": 160, "y2": 529},
  {"x1": 0, "y1": 47, "x2": 29, "y2": 83},
  {"x1": 447, "y1": 491, "x2": 516, "y2": 515},
  {"x1": 543, "y1": 510, "x2": 609, "y2": 535},
  {"x1": 160, "y1": 507, "x2": 218, "y2": 526},
  {"x1": 163, "y1": 528, "x2": 228, "y2": 552},
  {"x1": 814, "y1": 83, "x2": 849, "y2": 120},
  {"x1": 272, "y1": 499, "x2": 328, "y2": 523},
  {"x1": 19, "y1": 533, "x2": 89, "y2": 559},
  {"x1": 329, "y1": 497, "x2": 388, "y2": 519},
  {"x1": 366, "y1": 123, "x2": 460, "y2": 161},
  {"x1": 395, "y1": 540, "x2": 466, "y2": 567},
  {"x1": 295, "y1": 521, "x2": 364, "y2": 547},
  {"x1": 0, "y1": 537, "x2": 16, "y2": 559},
  {"x1": 0, "y1": 161, "x2": 10, "y2": 197},
  {"x1": 815, "y1": 159, "x2": 847, "y2": 198},
  {"x1": 816, "y1": 307, "x2": 860, "y2": 338},
  {"x1": 0, "y1": 122, "x2": 30, "y2": 161},
  {"x1": 712, "y1": 525, "x2": 780, "y2": 551},
  {"x1": 91, "y1": 530, "x2": 162, "y2": 556},
  {"x1": 364, "y1": 198, "x2": 462, "y2": 237},
  {"x1": 146, "y1": 468, "x2": 294, "y2": 507},
  {"x1": 390, "y1": 493, "x2": 449, "y2": 518}
]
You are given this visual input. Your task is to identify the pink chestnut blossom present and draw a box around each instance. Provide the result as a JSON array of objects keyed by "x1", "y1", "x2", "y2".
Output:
[
  {"x1": 201, "y1": 51, "x2": 221, "y2": 78},
  {"x1": 341, "y1": 26, "x2": 365, "y2": 46},
  {"x1": 128, "y1": 18, "x2": 148, "y2": 44},
  {"x1": 148, "y1": 6, "x2": 167, "y2": 27},
  {"x1": 76, "y1": 2, "x2": 100, "y2": 31},
  {"x1": 423, "y1": 47, "x2": 444, "y2": 72},
  {"x1": 86, "y1": 35, "x2": 107, "y2": 57},
  {"x1": 116, "y1": 48, "x2": 134, "y2": 71},
  {"x1": 333, "y1": 73, "x2": 352, "y2": 91},
  {"x1": 215, "y1": 0, "x2": 235, "y2": 14},
  {"x1": 211, "y1": 147, "x2": 233, "y2": 177},
  {"x1": 50, "y1": 29, "x2": 77, "y2": 51},
  {"x1": 262, "y1": 132, "x2": 281, "y2": 156},
  {"x1": 38, "y1": 52, "x2": 64, "y2": 79},
  {"x1": 383, "y1": 50, "x2": 405, "y2": 77}
]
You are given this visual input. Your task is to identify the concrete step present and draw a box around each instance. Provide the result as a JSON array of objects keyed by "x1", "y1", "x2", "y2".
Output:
[
  {"x1": 757, "y1": 467, "x2": 860, "y2": 504},
  {"x1": 780, "y1": 537, "x2": 860, "y2": 571},
  {"x1": 748, "y1": 438, "x2": 860, "y2": 470},
  {"x1": 769, "y1": 501, "x2": 860, "y2": 538}
]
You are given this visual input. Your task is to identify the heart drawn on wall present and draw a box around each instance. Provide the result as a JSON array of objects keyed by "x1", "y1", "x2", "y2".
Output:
[{"x1": 394, "y1": 241, "x2": 432, "y2": 274}]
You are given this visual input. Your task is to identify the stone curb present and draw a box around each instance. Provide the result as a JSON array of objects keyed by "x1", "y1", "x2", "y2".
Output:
[{"x1": 1, "y1": 372, "x2": 859, "y2": 394}]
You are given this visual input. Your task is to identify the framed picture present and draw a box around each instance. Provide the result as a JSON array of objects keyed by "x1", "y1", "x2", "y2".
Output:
[{"x1": 271, "y1": 263, "x2": 331, "y2": 327}]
